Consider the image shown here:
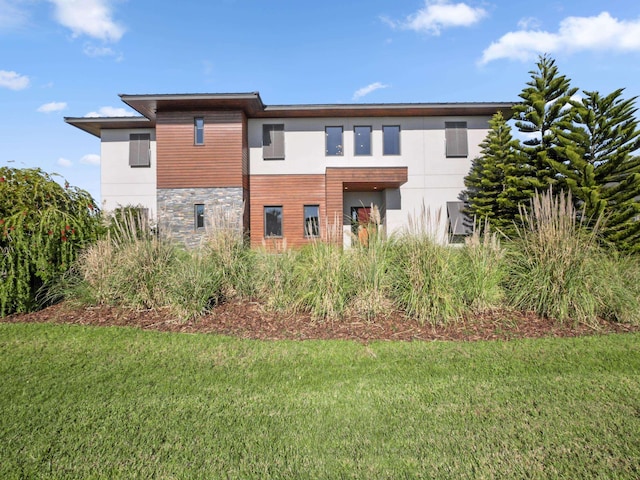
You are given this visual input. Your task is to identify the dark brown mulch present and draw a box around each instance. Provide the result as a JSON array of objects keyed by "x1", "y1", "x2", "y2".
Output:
[{"x1": 3, "y1": 301, "x2": 639, "y2": 342}]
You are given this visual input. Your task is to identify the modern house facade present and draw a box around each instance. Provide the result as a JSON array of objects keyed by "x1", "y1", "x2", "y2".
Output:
[{"x1": 66, "y1": 93, "x2": 512, "y2": 248}]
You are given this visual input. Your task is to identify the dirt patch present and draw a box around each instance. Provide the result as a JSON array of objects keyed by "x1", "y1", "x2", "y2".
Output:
[{"x1": 3, "y1": 301, "x2": 638, "y2": 342}]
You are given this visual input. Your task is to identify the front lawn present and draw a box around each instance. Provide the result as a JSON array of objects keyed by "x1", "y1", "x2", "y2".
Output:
[{"x1": 1, "y1": 323, "x2": 639, "y2": 478}]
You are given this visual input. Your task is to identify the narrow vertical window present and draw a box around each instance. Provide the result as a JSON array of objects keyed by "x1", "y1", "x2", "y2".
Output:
[
  {"x1": 194, "y1": 117, "x2": 204, "y2": 145},
  {"x1": 445, "y1": 121, "x2": 468, "y2": 157},
  {"x1": 303, "y1": 205, "x2": 320, "y2": 238},
  {"x1": 264, "y1": 206, "x2": 283, "y2": 237},
  {"x1": 383, "y1": 126, "x2": 400, "y2": 155},
  {"x1": 129, "y1": 133, "x2": 151, "y2": 167},
  {"x1": 325, "y1": 126, "x2": 343, "y2": 156},
  {"x1": 263, "y1": 124, "x2": 285, "y2": 160},
  {"x1": 195, "y1": 204, "x2": 205, "y2": 229},
  {"x1": 354, "y1": 126, "x2": 372, "y2": 156}
]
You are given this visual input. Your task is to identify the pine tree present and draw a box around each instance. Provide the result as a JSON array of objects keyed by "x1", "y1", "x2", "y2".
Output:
[
  {"x1": 512, "y1": 54, "x2": 578, "y2": 191},
  {"x1": 554, "y1": 89, "x2": 640, "y2": 252}
]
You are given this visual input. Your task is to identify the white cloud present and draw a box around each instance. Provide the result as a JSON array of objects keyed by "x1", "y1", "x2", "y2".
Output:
[
  {"x1": 390, "y1": 0, "x2": 487, "y2": 35},
  {"x1": 353, "y1": 82, "x2": 390, "y2": 100},
  {"x1": 84, "y1": 106, "x2": 137, "y2": 117},
  {"x1": 57, "y1": 157, "x2": 72, "y2": 168},
  {"x1": 48, "y1": 0, "x2": 125, "y2": 42},
  {"x1": 80, "y1": 154, "x2": 100, "y2": 165},
  {"x1": 83, "y1": 44, "x2": 116, "y2": 57},
  {"x1": 0, "y1": 70, "x2": 29, "y2": 90},
  {"x1": 37, "y1": 101, "x2": 67, "y2": 113},
  {"x1": 517, "y1": 17, "x2": 541, "y2": 30},
  {"x1": 0, "y1": 0, "x2": 29, "y2": 30},
  {"x1": 480, "y1": 12, "x2": 640, "y2": 65}
]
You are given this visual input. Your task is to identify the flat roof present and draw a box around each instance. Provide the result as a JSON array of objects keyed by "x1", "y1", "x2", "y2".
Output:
[{"x1": 64, "y1": 116, "x2": 154, "y2": 137}]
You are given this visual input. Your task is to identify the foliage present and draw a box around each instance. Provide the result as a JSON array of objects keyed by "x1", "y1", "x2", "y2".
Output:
[
  {"x1": 3, "y1": 324, "x2": 640, "y2": 478},
  {"x1": 0, "y1": 167, "x2": 101, "y2": 315}
]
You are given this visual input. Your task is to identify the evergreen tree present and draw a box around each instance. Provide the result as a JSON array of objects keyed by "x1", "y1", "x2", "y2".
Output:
[
  {"x1": 512, "y1": 54, "x2": 578, "y2": 191},
  {"x1": 553, "y1": 89, "x2": 640, "y2": 252}
]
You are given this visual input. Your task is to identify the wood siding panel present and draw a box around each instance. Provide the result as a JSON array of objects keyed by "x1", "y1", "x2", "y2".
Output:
[
  {"x1": 156, "y1": 111, "x2": 245, "y2": 188},
  {"x1": 250, "y1": 175, "x2": 326, "y2": 249}
]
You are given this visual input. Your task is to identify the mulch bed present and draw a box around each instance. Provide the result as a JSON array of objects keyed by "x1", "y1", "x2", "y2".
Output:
[{"x1": 3, "y1": 301, "x2": 639, "y2": 342}]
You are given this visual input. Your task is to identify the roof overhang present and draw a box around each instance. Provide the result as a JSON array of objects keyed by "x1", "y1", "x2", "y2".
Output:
[
  {"x1": 120, "y1": 92, "x2": 266, "y2": 119},
  {"x1": 64, "y1": 116, "x2": 155, "y2": 137},
  {"x1": 327, "y1": 166, "x2": 408, "y2": 191}
]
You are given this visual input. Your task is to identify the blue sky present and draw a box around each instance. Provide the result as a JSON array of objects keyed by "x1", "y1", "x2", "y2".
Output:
[{"x1": 2, "y1": 0, "x2": 640, "y2": 202}]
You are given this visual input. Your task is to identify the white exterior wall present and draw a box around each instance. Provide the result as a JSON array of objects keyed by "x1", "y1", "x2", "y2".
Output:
[
  {"x1": 100, "y1": 129, "x2": 157, "y2": 218},
  {"x1": 248, "y1": 116, "x2": 490, "y2": 238}
]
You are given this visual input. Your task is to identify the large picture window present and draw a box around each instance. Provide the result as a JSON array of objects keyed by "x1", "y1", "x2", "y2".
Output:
[
  {"x1": 325, "y1": 126, "x2": 343, "y2": 156},
  {"x1": 129, "y1": 133, "x2": 150, "y2": 167},
  {"x1": 354, "y1": 126, "x2": 372, "y2": 156},
  {"x1": 445, "y1": 121, "x2": 468, "y2": 157},
  {"x1": 304, "y1": 205, "x2": 320, "y2": 238},
  {"x1": 263, "y1": 124, "x2": 285, "y2": 160},
  {"x1": 264, "y1": 206, "x2": 283, "y2": 237},
  {"x1": 383, "y1": 126, "x2": 400, "y2": 155}
]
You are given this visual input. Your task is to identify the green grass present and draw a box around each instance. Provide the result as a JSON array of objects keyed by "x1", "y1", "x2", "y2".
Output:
[{"x1": 1, "y1": 324, "x2": 639, "y2": 478}]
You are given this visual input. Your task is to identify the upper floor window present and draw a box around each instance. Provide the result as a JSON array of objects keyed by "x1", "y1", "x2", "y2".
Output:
[
  {"x1": 194, "y1": 204, "x2": 205, "y2": 229},
  {"x1": 354, "y1": 126, "x2": 372, "y2": 156},
  {"x1": 304, "y1": 205, "x2": 320, "y2": 238},
  {"x1": 264, "y1": 206, "x2": 283, "y2": 238},
  {"x1": 194, "y1": 117, "x2": 204, "y2": 145},
  {"x1": 383, "y1": 126, "x2": 400, "y2": 155},
  {"x1": 445, "y1": 121, "x2": 468, "y2": 157},
  {"x1": 129, "y1": 133, "x2": 151, "y2": 167},
  {"x1": 325, "y1": 126, "x2": 343, "y2": 156},
  {"x1": 263, "y1": 124, "x2": 285, "y2": 160}
]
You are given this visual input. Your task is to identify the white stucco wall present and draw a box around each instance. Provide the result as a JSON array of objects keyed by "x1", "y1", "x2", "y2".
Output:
[
  {"x1": 100, "y1": 129, "x2": 157, "y2": 218},
  {"x1": 248, "y1": 116, "x2": 490, "y2": 239}
]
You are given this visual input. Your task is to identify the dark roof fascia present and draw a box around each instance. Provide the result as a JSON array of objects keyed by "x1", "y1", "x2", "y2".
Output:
[
  {"x1": 119, "y1": 92, "x2": 265, "y2": 119},
  {"x1": 257, "y1": 102, "x2": 515, "y2": 118},
  {"x1": 64, "y1": 116, "x2": 155, "y2": 137}
]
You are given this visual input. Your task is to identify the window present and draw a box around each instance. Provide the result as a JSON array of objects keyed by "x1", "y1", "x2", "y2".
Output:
[
  {"x1": 194, "y1": 204, "x2": 205, "y2": 229},
  {"x1": 445, "y1": 121, "x2": 468, "y2": 157},
  {"x1": 263, "y1": 124, "x2": 285, "y2": 160},
  {"x1": 194, "y1": 117, "x2": 204, "y2": 145},
  {"x1": 304, "y1": 205, "x2": 320, "y2": 238},
  {"x1": 354, "y1": 126, "x2": 372, "y2": 156},
  {"x1": 446, "y1": 201, "x2": 471, "y2": 238},
  {"x1": 325, "y1": 126, "x2": 343, "y2": 156},
  {"x1": 264, "y1": 206, "x2": 283, "y2": 237},
  {"x1": 383, "y1": 126, "x2": 400, "y2": 155},
  {"x1": 129, "y1": 133, "x2": 150, "y2": 167}
]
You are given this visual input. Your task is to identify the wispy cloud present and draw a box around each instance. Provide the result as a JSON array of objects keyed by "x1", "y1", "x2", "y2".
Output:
[
  {"x1": 0, "y1": 0, "x2": 29, "y2": 30},
  {"x1": 353, "y1": 82, "x2": 390, "y2": 101},
  {"x1": 0, "y1": 70, "x2": 29, "y2": 90},
  {"x1": 57, "y1": 157, "x2": 73, "y2": 168},
  {"x1": 48, "y1": 0, "x2": 125, "y2": 42},
  {"x1": 80, "y1": 154, "x2": 101, "y2": 166},
  {"x1": 37, "y1": 101, "x2": 67, "y2": 113},
  {"x1": 385, "y1": 0, "x2": 487, "y2": 36},
  {"x1": 480, "y1": 12, "x2": 640, "y2": 65},
  {"x1": 84, "y1": 106, "x2": 137, "y2": 117}
]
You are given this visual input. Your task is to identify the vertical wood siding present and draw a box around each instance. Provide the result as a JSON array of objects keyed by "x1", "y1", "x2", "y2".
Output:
[{"x1": 156, "y1": 110, "x2": 245, "y2": 188}]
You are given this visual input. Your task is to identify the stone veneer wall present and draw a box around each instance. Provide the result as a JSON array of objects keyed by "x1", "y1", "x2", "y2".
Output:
[{"x1": 157, "y1": 187, "x2": 244, "y2": 248}]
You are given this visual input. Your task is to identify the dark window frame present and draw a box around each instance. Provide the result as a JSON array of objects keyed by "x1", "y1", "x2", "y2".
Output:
[
  {"x1": 194, "y1": 117, "x2": 205, "y2": 146},
  {"x1": 194, "y1": 204, "x2": 205, "y2": 230},
  {"x1": 354, "y1": 125, "x2": 372, "y2": 156},
  {"x1": 129, "y1": 133, "x2": 151, "y2": 167},
  {"x1": 325, "y1": 126, "x2": 344, "y2": 156},
  {"x1": 382, "y1": 125, "x2": 401, "y2": 156},
  {"x1": 263, "y1": 124, "x2": 285, "y2": 160},
  {"x1": 264, "y1": 205, "x2": 283, "y2": 238},
  {"x1": 303, "y1": 205, "x2": 320, "y2": 238},
  {"x1": 445, "y1": 121, "x2": 468, "y2": 158}
]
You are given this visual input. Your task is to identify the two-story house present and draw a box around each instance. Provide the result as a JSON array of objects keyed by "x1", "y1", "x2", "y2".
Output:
[{"x1": 65, "y1": 92, "x2": 512, "y2": 248}]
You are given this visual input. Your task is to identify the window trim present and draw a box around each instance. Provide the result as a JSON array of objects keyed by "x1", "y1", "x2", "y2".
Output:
[
  {"x1": 445, "y1": 121, "x2": 468, "y2": 158},
  {"x1": 194, "y1": 117, "x2": 205, "y2": 146},
  {"x1": 264, "y1": 205, "x2": 283, "y2": 238},
  {"x1": 263, "y1": 124, "x2": 285, "y2": 160},
  {"x1": 325, "y1": 126, "x2": 344, "y2": 156},
  {"x1": 354, "y1": 125, "x2": 372, "y2": 156},
  {"x1": 382, "y1": 125, "x2": 401, "y2": 156},
  {"x1": 303, "y1": 204, "x2": 320, "y2": 238},
  {"x1": 129, "y1": 133, "x2": 151, "y2": 168},
  {"x1": 194, "y1": 204, "x2": 205, "y2": 230}
]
